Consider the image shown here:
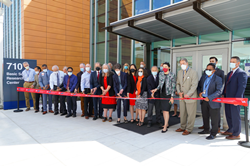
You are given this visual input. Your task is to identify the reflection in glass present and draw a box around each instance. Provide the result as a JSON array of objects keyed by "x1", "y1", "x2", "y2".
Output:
[
  {"x1": 202, "y1": 55, "x2": 223, "y2": 72},
  {"x1": 153, "y1": 49, "x2": 170, "y2": 67},
  {"x1": 174, "y1": 0, "x2": 183, "y2": 3},
  {"x1": 97, "y1": 15, "x2": 105, "y2": 42},
  {"x1": 120, "y1": 0, "x2": 132, "y2": 19},
  {"x1": 152, "y1": 0, "x2": 171, "y2": 10},
  {"x1": 173, "y1": 37, "x2": 196, "y2": 47},
  {"x1": 135, "y1": 41, "x2": 144, "y2": 67},
  {"x1": 97, "y1": 0, "x2": 105, "y2": 15},
  {"x1": 199, "y1": 32, "x2": 229, "y2": 44},
  {"x1": 96, "y1": 43, "x2": 105, "y2": 65},
  {"x1": 120, "y1": 37, "x2": 131, "y2": 65},
  {"x1": 232, "y1": 41, "x2": 250, "y2": 70},
  {"x1": 135, "y1": 0, "x2": 149, "y2": 15},
  {"x1": 107, "y1": 40, "x2": 117, "y2": 65},
  {"x1": 108, "y1": 0, "x2": 118, "y2": 24},
  {"x1": 233, "y1": 28, "x2": 250, "y2": 41},
  {"x1": 176, "y1": 56, "x2": 193, "y2": 74}
]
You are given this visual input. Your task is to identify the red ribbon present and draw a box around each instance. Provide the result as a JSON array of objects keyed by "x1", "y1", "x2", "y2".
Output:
[{"x1": 16, "y1": 87, "x2": 248, "y2": 106}]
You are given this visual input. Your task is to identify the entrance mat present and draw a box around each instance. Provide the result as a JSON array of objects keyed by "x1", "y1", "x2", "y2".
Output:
[{"x1": 114, "y1": 112, "x2": 200, "y2": 135}]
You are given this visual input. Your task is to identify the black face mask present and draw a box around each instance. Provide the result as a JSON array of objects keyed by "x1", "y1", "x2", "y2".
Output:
[
  {"x1": 130, "y1": 69, "x2": 135, "y2": 73},
  {"x1": 211, "y1": 63, "x2": 216, "y2": 67},
  {"x1": 96, "y1": 67, "x2": 100, "y2": 71}
]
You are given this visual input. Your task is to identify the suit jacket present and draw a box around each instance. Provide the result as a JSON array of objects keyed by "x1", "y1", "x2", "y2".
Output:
[
  {"x1": 33, "y1": 74, "x2": 40, "y2": 89},
  {"x1": 214, "y1": 68, "x2": 225, "y2": 85},
  {"x1": 99, "y1": 72, "x2": 115, "y2": 96},
  {"x1": 145, "y1": 68, "x2": 151, "y2": 76},
  {"x1": 127, "y1": 74, "x2": 136, "y2": 94},
  {"x1": 63, "y1": 74, "x2": 78, "y2": 93},
  {"x1": 90, "y1": 70, "x2": 102, "y2": 95},
  {"x1": 223, "y1": 68, "x2": 248, "y2": 98},
  {"x1": 176, "y1": 67, "x2": 199, "y2": 103},
  {"x1": 147, "y1": 74, "x2": 159, "y2": 104},
  {"x1": 135, "y1": 77, "x2": 148, "y2": 96},
  {"x1": 197, "y1": 74, "x2": 223, "y2": 109},
  {"x1": 39, "y1": 70, "x2": 53, "y2": 89},
  {"x1": 113, "y1": 71, "x2": 128, "y2": 96},
  {"x1": 75, "y1": 71, "x2": 84, "y2": 92}
]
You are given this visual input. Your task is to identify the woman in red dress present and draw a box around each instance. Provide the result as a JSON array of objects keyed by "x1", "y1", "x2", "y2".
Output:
[
  {"x1": 127, "y1": 64, "x2": 138, "y2": 123},
  {"x1": 100, "y1": 64, "x2": 116, "y2": 122}
]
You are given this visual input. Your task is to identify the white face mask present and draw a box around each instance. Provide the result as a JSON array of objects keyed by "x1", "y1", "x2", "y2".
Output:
[
  {"x1": 181, "y1": 64, "x2": 187, "y2": 70},
  {"x1": 140, "y1": 65, "x2": 144, "y2": 68},
  {"x1": 25, "y1": 66, "x2": 29, "y2": 70},
  {"x1": 115, "y1": 70, "x2": 120, "y2": 75},
  {"x1": 43, "y1": 69, "x2": 47, "y2": 72},
  {"x1": 103, "y1": 69, "x2": 108, "y2": 73},
  {"x1": 86, "y1": 67, "x2": 90, "y2": 71},
  {"x1": 138, "y1": 71, "x2": 143, "y2": 77},
  {"x1": 152, "y1": 72, "x2": 157, "y2": 76},
  {"x1": 68, "y1": 72, "x2": 72, "y2": 76},
  {"x1": 35, "y1": 71, "x2": 39, "y2": 74},
  {"x1": 230, "y1": 63, "x2": 236, "y2": 69},
  {"x1": 205, "y1": 70, "x2": 213, "y2": 76}
]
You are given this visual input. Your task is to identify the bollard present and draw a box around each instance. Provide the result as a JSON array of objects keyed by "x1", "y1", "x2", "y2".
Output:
[
  {"x1": 238, "y1": 106, "x2": 250, "y2": 148},
  {"x1": 13, "y1": 91, "x2": 23, "y2": 112}
]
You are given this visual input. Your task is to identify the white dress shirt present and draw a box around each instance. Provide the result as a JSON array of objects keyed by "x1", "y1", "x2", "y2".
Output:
[
  {"x1": 50, "y1": 70, "x2": 65, "y2": 90},
  {"x1": 81, "y1": 71, "x2": 92, "y2": 92}
]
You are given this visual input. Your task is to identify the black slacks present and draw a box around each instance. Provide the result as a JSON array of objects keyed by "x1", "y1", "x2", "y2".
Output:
[
  {"x1": 147, "y1": 100, "x2": 161, "y2": 124},
  {"x1": 67, "y1": 96, "x2": 77, "y2": 115},
  {"x1": 60, "y1": 96, "x2": 67, "y2": 114},
  {"x1": 84, "y1": 88, "x2": 93, "y2": 116},
  {"x1": 201, "y1": 101, "x2": 220, "y2": 136},
  {"x1": 35, "y1": 93, "x2": 42, "y2": 110},
  {"x1": 117, "y1": 98, "x2": 127, "y2": 118}
]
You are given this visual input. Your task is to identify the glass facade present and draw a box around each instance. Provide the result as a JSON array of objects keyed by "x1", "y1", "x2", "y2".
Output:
[
  {"x1": 135, "y1": 0, "x2": 149, "y2": 15},
  {"x1": 3, "y1": 0, "x2": 22, "y2": 59},
  {"x1": 153, "y1": 0, "x2": 171, "y2": 10}
]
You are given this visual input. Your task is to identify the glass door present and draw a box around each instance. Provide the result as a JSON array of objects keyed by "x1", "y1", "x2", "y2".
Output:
[{"x1": 152, "y1": 48, "x2": 171, "y2": 67}]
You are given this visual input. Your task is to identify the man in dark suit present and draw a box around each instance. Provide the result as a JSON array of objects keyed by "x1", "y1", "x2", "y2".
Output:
[
  {"x1": 199, "y1": 57, "x2": 225, "y2": 131},
  {"x1": 140, "y1": 61, "x2": 151, "y2": 75},
  {"x1": 197, "y1": 63, "x2": 223, "y2": 140},
  {"x1": 147, "y1": 66, "x2": 161, "y2": 128},
  {"x1": 75, "y1": 63, "x2": 85, "y2": 117},
  {"x1": 221, "y1": 56, "x2": 248, "y2": 140},
  {"x1": 113, "y1": 63, "x2": 128, "y2": 123},
  {"x1": 90, "y1": 62, "x2": 103, "y2": 120}
]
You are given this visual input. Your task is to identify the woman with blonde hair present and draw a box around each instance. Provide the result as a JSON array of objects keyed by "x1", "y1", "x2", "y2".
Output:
[{"x1": 123, "y1": 63, "x2": 130, "y2": 74}]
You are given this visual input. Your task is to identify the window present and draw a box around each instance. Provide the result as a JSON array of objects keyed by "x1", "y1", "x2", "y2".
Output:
[
  {"x1": 152, "y1": 0, "x2": 171, "y2": 10},
  {"x1": 135, "y1": 0, "x2": 149, "y2": 15}
]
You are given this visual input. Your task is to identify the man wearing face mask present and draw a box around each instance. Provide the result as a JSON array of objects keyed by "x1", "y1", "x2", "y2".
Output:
[
  {"x1": 75, "y1": 63, "x2": 85, "y2": 117},
  {"x1": 31, "y1": 66, "x2": 43, "y2": 112},
  {"x1": 50, "y1": 65, "x2": 65, "y2": 115},
  {"x1": 90, "y1": 62, "x2": 103, "y2": 120},
  {"x1": 147, "y1": 66, "x2": 161, "y2": 128},
  {"x1": 63, "y1": 67, "x2": 78, "y2": 118},
  {"x1": 176, "y1": 58, "x2": 199, "y2": 135},
  {"x1": 199, "y1": 57, "x2": 225, "y2": 132},
  {"x1": 81, "y1": 64, "x2": 93, "y2": 119},
  {"x1": 22, "y1": 62, "x2": 36, "y2": 111},
  {"x1": 222, "y1": 56, "x2": 248, "y2": 140},
  {"x1": 39, "y1": 64, "x2": 53, "y2": 114},
  {"x1": 140, "y1": 61, "x2": 151, "y2": 75},
  {"x1": 197, "y1": 63, "x2": 223, "y2": 140}
]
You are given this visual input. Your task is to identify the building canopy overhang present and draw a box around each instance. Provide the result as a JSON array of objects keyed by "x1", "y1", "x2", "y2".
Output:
[{"x1": 106, "y1": 0, "x2": 250, "y2": 43}]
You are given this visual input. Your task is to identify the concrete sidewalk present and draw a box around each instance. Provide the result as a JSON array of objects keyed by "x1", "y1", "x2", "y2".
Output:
[{"x1": 0, "y1": 101, "x2": 250, "y2": 166}]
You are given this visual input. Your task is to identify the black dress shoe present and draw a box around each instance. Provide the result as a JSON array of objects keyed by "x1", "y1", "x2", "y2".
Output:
[
  {"x1": 61, "y1": 113, "x2": 67, "y2": 116},
  {"x1": 72, "y1": 114, "x2": 76, "y2": 118},
  {"x1": 147, "y1": 123, "x2": 152, "y2": 128},
  {"x1": 198, "y1": 130, "x2": 210, "y2": 134},
  {"x1": 54, "y1": 112, "x2": 59, "y2": 115},
  {"x1": 93, "y1": 116, "x2": 98, "y2": 120},
  {"x1": 206, "y1": 135, "x2": 215, "y2": 140},
  {"x1": 65, "y1": 114, "x2": 72, "y2": 118},
  {"x1": 99, "y1": 115, "x2": 103, "y2": 119}
]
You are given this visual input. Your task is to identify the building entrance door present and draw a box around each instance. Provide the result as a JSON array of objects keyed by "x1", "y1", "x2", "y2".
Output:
[{"x1": 152, "y1": 48, "x2": 171, "y2": 67}]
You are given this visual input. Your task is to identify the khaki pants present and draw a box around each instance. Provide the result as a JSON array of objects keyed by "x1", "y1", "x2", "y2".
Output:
[
  {"x1": 80, "y1": 97, "x2": 84, "y2": 114},
  {"x1": 23, "y1": 82, "x2": 36, "y2": 109},
  {"x1": 179, "y1": 101, "x2": 197, "y2": 132}
]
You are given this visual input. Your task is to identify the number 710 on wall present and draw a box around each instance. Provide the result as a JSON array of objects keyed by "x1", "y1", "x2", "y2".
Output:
[{"x1": 6, "y1": 63, "x2": 23, "y2": 70}]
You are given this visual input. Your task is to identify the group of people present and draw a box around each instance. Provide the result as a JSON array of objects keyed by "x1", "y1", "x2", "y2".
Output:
[{"x1": 22, "y1": 56, "x2": 248, "y2": 140}]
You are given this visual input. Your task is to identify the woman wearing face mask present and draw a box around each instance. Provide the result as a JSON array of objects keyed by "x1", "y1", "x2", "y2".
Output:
[
  {"x1": 127, "y1": 64, "x2": 138, "y2": 123},
  {"x1": 31, "y1": 66, "x2": 43, "y2": 113},
  {"x1": 135, "y1": 68, "x2": 148, "y2": 126},
  {"x1": 100, "y1": 64, "x2": 116, "y2": 122},
  {"x1": 152, "y1": 62, "x2": 176, "y2": 133}
]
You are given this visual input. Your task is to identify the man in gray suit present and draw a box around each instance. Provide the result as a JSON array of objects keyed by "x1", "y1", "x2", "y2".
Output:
[
  {"x1": 39, "y1": 64, "x2": 53, "y2": 115},
  {"x1": 176, "y1": 58, "x2": 199, "y2": 135}
]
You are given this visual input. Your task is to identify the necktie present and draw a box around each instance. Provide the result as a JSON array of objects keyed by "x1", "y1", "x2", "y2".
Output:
[
  {"x1": 97, "y1": 71, "x2": 100, "y2": 80},
  {"x1": 66, "y1": 76, "x2": 70, "y2": 89},
  {"x1": 183, "y1": 70, "x2": 186, "y2": 81},
  {"x1": 224, "y1": 71, "x2": 233, "y2": 94},
  {"x1": 57, "y1": 73, "x2": 60, "y2": 86}
]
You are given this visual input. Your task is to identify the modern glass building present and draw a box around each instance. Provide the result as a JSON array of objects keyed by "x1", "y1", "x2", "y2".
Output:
[
  {"x1": 2, "y1": 0, "x2": 22, "y2": 59},
  {"x1": 90, "y1": 0, "x2": 250, "y2": 79}
]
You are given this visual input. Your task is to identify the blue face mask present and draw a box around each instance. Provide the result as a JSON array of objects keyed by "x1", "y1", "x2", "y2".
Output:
[
  {"x1": 68, "y1": 72, "x2": 72, "y2": 76},
  {"x1": 103, "y1": 69, "x2": 108, "y2": 73},
  {"x1": 152, "y1": 72, "x2": 157, "y2": 76},
  {"x1": 80, "y1": 68, "x2": 84, "y2": 72},
  {"x1": 124, "y1": 66, "x2": 128, "y2": 70}
]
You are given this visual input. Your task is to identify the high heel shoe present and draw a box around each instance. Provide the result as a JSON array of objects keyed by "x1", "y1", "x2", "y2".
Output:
[
  {"x1": 102, "y1": 117, "x2": 107, "y2": 122},
  {"x1": 162, "y1": 129, "x2": 168, "y2": 133}
]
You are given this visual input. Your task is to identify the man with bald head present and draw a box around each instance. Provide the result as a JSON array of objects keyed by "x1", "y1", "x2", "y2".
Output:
[{"x1": 147, "y1": 66, "x2": 161, "y2": 127}]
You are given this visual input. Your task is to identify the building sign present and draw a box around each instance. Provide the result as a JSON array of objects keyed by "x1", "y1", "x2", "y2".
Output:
[
  {"x1": 245, "y1": 63, "x2": 250, "y2": 77},
  {"x1": 3, "y1": 58, "x2": 37, "y2": 110}
]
